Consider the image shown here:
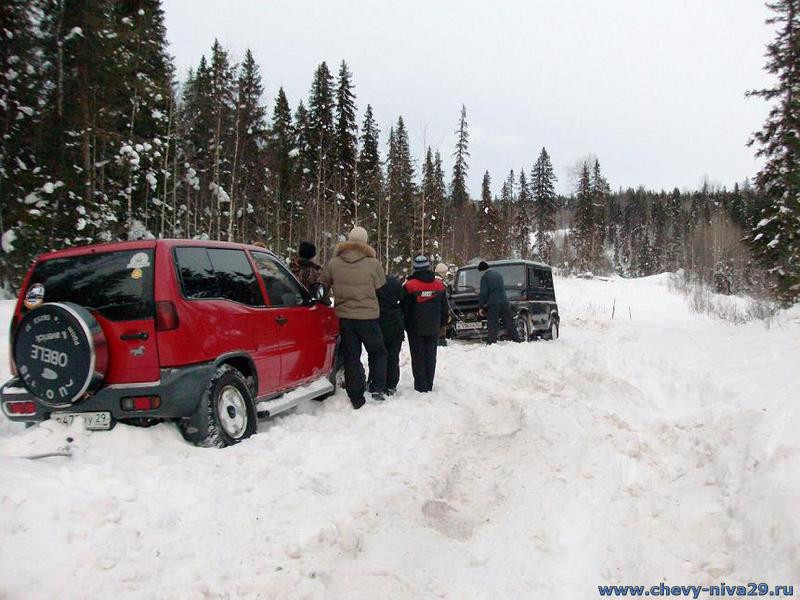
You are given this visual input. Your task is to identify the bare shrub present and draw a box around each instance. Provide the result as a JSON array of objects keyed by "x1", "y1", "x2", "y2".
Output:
[{"x1": 668, "y1": 273, "x2": 777, "y2": 326}]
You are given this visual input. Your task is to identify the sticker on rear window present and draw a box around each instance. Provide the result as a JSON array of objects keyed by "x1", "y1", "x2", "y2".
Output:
[
  {"x1": 24, "y1": 283, "x2": 45, "y2": 309},
  {"x1": 126, "y1": 252, "x2": 151, "y2": 270},
  {"x1": 131, "y1": 268, "x2": 143, "y2": 280}
]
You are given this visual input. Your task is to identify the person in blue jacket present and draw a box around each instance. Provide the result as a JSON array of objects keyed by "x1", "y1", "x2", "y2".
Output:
[{"x1": 478, "y1": 261, "x2": 521, "y2": 344}]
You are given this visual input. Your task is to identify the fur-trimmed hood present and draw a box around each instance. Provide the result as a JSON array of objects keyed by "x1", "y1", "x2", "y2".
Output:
[{"x1": 334, "y1": 240, "x2": 376, "y2": 263}]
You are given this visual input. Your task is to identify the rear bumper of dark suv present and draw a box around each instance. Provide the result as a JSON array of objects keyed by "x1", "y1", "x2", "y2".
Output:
[{"x1": 1, "y1": 362, "x2": 214, "y2": 423}]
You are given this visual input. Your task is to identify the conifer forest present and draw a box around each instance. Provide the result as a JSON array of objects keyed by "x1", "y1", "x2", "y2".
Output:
[{"x1": 1, "y1": 0, "x2": 798, "y2": 304}]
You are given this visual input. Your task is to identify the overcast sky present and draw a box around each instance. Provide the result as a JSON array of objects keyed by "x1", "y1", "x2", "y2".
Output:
[{"x1": 164, "y1": 0, "x2": 774, "y2": 196}]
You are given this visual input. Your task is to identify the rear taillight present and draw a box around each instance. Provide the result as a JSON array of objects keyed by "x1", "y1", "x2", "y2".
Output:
[
  {"x1": 5, "y1": 400, "x2": 36, "y2": 415},
  {"x1": 121, "y1": 396, "x2": 161, "y2": 411},
  {"x1": 155, "y1": 301, "x2": 179, "y2": 331}
]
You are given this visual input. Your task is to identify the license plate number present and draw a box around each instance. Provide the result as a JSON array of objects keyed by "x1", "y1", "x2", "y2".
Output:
[
  {"x1": 456, "y1": 321, "x2": 485, "y2": 331},
  {"x1": 52, "y1": 411, "x2": 112, "y2": 430}
]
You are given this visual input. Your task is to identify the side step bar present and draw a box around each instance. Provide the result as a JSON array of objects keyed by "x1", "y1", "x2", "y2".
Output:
[{"x1": 256, "y1": 377, "x2": 333, "y2": 418}]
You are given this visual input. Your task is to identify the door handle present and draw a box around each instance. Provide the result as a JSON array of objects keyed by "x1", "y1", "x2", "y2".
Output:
[
  {"x1": 121, "y1": 332, "x2": 149, "y2": 341},
  {"x1": 275, "y1": 316, "x2": 288, "y2": 326}
]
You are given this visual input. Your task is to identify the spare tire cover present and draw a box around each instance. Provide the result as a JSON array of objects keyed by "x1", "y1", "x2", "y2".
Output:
[{"x1": 13, "y1": 302, "x2": 108, "y2": 405}]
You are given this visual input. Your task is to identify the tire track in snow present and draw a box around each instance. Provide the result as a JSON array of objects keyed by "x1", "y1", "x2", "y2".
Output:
[{"x1": 324, "y1": 333, "x2": 761, "y2": 598}]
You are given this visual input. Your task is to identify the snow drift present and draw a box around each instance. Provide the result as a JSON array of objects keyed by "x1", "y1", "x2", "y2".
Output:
[{"x1": 0, "y1": 275, "x2": 798, "y2": 599}]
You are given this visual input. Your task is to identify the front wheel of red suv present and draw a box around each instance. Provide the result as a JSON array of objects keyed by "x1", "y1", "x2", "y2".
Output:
[{"x1": 181, "y1": 364, "x2": 257, "y2": 448}]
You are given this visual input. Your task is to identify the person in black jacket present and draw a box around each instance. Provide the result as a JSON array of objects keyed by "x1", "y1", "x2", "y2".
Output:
[
  {"x1": 376, "y1": 275, "x2": 405, "y2": 395},
  {"x1": 478, "y1": 261, "x2": 521, "y2": 344},
  {"x1": 402, "y1": 256, "x2": 449, "y2": 392}
]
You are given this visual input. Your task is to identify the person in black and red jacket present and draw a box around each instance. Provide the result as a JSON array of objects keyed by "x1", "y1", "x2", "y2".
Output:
[{"x1": 402, "y1": 256, "x2": 450, "y2": 393}]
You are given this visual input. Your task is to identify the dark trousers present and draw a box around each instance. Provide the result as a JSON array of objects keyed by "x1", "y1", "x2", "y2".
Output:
[
  {"x1": 408, "y1": 334, "x2": 439, "y2": 392},
  {"x1": 487, "y1": 302, "x2": 521, "y2": 344},
  {"x1": 339, "y1": 318, "x2": 387, "y2": 406},
  {"x1": 382, "y1": 331, "x2": 404, "y2": 391}
]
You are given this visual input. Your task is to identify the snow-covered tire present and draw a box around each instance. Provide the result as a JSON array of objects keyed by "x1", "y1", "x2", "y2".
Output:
[
  {"x1": 543, "y1": 318, "x2": 559, "y2": 341},
  {"x1": 180, "y1": 364, "x2": 257, "y2": 448},
  {"x1": 515, "y1": 313, "x2": 531, "y2": 342}
]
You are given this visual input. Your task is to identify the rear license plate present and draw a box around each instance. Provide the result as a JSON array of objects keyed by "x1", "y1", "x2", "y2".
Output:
[
  {"x1": 456, "y1": 321, "x2": 485, "y2": 331},
  {"x1": 52, "y1": 411, "x2": 113, "y2": 430}
]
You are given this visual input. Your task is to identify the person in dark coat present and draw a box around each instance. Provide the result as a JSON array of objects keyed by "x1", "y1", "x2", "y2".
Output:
[
  {"x1": 289, "y1": 241, "x2": 321, "y2": 291},
  {"x1": 478, "y1": 261, "x2": 522, "y2": 344},
  {"x1": 376, "y1": 275, "x2": 405, "y2": 395},
  {"x1": 402, "y1": 256, "x2": 449, "y2": 392}
]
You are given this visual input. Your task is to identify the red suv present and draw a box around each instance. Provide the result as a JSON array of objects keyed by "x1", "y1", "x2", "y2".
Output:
[{"x1": 1, "y1": 240, "x2": 339, "y2": 447}]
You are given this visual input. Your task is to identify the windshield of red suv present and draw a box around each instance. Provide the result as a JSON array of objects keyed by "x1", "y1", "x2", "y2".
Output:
[
  {"x1": 455, "y1": 265, "x2": 526, "y2": 299},
  {"x1": 24, "y1": 249, "x2": 155, "y2": 321}
]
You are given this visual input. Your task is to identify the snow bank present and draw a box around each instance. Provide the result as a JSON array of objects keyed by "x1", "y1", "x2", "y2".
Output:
[{"x1": 0, "y1": 278, "x2": 798, "y2": 598}]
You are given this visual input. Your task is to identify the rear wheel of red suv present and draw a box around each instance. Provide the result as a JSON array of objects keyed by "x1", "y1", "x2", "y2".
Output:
[{"x1": 181, "y1": 364, "x2": 257, "y2": 448}]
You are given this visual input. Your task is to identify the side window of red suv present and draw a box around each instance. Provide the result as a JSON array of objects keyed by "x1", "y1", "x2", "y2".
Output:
[
  {"x1": 207, "y1": 249, "x2": 264, "y2": 306},
  {"x1": 175, "y1": 247, "x2": 264, "y2": 306},
  {"x1": 251, "y1": 252, "x2": 307, "y2": 307}
]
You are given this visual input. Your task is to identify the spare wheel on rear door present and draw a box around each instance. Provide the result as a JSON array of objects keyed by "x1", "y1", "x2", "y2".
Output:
[{"x1": 13, "y1": 302, "x2": 108, "y2": 407}]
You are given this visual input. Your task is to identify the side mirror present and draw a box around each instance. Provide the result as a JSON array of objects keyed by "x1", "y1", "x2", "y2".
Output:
[{"x1": 311, "y1": 283, "x2": 327, "y2": 303}]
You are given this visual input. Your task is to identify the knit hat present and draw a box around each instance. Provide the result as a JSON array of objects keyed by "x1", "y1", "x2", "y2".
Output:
[
  {"x1": 413, "y1": 255, "x2": 431, "y2": 272},
  {"x1": 478, "y1": 261, "x2": 490, "y2": 271},
  {"x1": 435, "y1": 262, "x2": 448, "y2": 276},
  {"x1": 298, "y1": 241, "x2": 316, "y2": 260},
  {"x1": 348, "y1": 226, "x2": 368, "y2": 244}
]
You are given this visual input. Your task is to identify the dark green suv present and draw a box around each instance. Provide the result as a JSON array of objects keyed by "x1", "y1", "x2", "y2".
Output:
[{"x1": 449, "y1": 260, "x2": 560, "y2": 342}]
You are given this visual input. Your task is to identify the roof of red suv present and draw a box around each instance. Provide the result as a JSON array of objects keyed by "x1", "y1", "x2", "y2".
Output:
[{"x1": 36, "y1": 239, "x2": 276, "y2": 262}]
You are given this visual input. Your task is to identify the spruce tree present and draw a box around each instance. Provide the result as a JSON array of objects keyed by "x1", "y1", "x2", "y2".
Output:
[
  {"x1": 385, "y1": 117, "x2": 416, "y2": 271},
  {"x1": 422, "y1": 147, "x2": 440, "y2": 256},
  {"x1": 208, "y1": 40, "x2": 236, "y2": 240},
  {"x1": 383, "y1": 125, "x2": 396, "y2": 268},
  {"x1": 113, "y1": 0, "x2": 174, "y2": 237},
  {"x1": 747, "y1": 0, "x2": 800, "y2": 303},
  {"x1": 293, "y1": 100, "x2": 314, "y2": 245},
  {"x1": 590, "y1": 159, "x2": 610, "y2": 269},
  {"x1": 0, "y1": 0, "x2": 53, "y2": 286},
  {"x1": 307, "y1": 62, "x2": 335, "y2": 246},
  {"x1": 573, "y1": 163, "x2": 594, "y2": 271},
  {"x1": 478, "y1": 170, "x2": 499, "y2": 258},
  {"x1": 357, "y1": 104, "x2": 383, "y2": 245},
  {"x1": 450, "y1": 104, "x2": 469, "y2": 206},
  {"x1": 231, "y1": 48, "x2": 267, "y2": 244},
  {"x1": 267, "y1": 87, "x2": 294, "y2": 248},
  {"x1": 333, "y1": 61, "x2": 357, "y2": 231},
  {"x1": 178, "y1": 57, "x2": 213, "y2": 237},
  {"x1": 432, "y1": 150, "x2": 449, "y2": 259},
  {"x1": 516, "y1": 170, "x2": 533, "y2": 259},
  {"x1": 531, "y1": 147, "x2": 557, "y2": 262}
]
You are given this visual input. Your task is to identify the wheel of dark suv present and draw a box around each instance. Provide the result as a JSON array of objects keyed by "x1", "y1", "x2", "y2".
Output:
[
  {"x1": 543, "y1": 318, "x2": 559, "y2": 341},
  {"x1": 181, "y1": 364, "x2": 257, "y2": 448},
  {"x1": 515, "y1": 313, "x2": 531, "y2": 342}
]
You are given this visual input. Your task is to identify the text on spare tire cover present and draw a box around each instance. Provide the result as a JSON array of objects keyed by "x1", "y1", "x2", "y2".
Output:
[{"x1": 14, "y1": 306, "x2": 93, "y2": 403}]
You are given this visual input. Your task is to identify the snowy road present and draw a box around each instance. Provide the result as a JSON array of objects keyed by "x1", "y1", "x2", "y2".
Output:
[{"x1": 1, "y1": 275, "x2": 798, "y2": 599}]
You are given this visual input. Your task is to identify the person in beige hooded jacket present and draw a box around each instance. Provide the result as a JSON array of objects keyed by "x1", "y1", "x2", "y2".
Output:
[{"x1": 320, "y1": 226, "x2": 387, "y2": 409}]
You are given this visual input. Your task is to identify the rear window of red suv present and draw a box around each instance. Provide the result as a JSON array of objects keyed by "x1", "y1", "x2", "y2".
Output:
[{"x1": 24, "y1": 249, "x2": 155, "y2": 321}]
